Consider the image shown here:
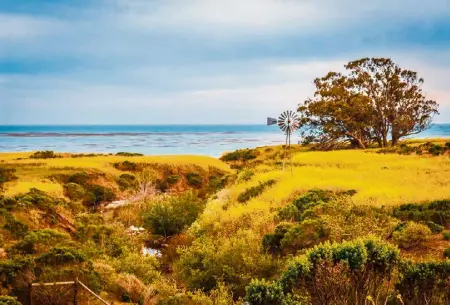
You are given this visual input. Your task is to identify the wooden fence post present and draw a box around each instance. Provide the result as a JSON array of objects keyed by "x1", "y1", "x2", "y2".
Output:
[
  {"x1": 73, "y1": 278, "x2": 78, "y2": 305},
  {"x1": 28, "y1": 282, "x2": 32, "y2": 305}
]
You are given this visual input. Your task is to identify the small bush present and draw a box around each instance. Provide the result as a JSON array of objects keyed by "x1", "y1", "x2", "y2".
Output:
[
  {"x1": 444, "y1": 248, "x2": 450, "y2": 258},
  {"x1": 237, "y1": 179, "x2": 276, "y2": 203},
  {"x1": 117, "y1": 173, "x2": 137, "y2": 190},
  {"x1": 443, "y1": 231, "x2": 450, "y2": 240},
  {"x1": 68, "y1": 172, "x2": 91, "y2": 185},
  {"x1": 166, "y1": 175, "x2": 180, "y2": 185},
  {"x1": 0, "y1": 296, "x2": 21, "y2": 305},
  {"x1": 30, "y1": 150, "x2": 60, "y2": 159},
  {"x1": 425, "y1": 221, "x2": 444, "y2": 233},
  {"x1": 220, "y1": 149, "x2": 259, "y2": 162},
  {"x1": 144, "y1": 192, "x2": 205, "y2": 237},
  {"x1": 186, "y1": 172, "x2": 203, "y2": 187},
  {"x1": 83, "y1": 185, "x2": 116, "y2": 207},
  {"x1": 114, "y1": 161, "x2": 139, "y2": 171},
  {"x1": 63, "y1": 182, "x2": 86, "y2": 200},
  {"x1": 277, "y1": 204, "x2": 301, "y2": 221},
  {"x1": 238, "y1": 170, "x2": 254, "y2": 183},
  {"x1": 0, "y1": 167, "x2": 17, "y2": 189},
  {"x1": 392, "y1": 221, "x2": 431, "y2": 249},
  {"x1": 262, "y1": 222, "x2": 294, "y2": 254},
  {"x1": 446, "y1": 142, "x2": 450, "y2": 149},
  {"x1": 116, "y1": 152, "x2": 144, "y2": 157},
  {"x1": 3, "y1": 213, "x2": 29, "y2": 238}
]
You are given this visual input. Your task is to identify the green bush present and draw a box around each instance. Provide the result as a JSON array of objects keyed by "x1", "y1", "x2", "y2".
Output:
[
  {"x1": 277, "y1": 204, "x2": 301, "y2": 221},
  {"x1": 63, "y1": 182, "x2": 86, "y2": 200},
  {"x1": 262, "y1": 222, "x2": 294, "y2": 254},
  {"x1": 67, "y1": 172, "x2": 91, "y2": 185},
  {"x1": 393, "y1": 199, "x2": 450, "y2": 226},
  {"x1": 114, "y1": 161, "x2": 139, "y2": 171},
  {"x1": 0, "y1": 296, "x2": 21, "y2": 305},
  {"x1": 11, "y1": 229, "x2": 70, "y2": 254},
  {"x1": 2, "y1": 213, "x2": 28, "y2": 238},
  {"x1": 245, "y1": 279, "x2": 287, "y2": 305},
  {"x1": 117, "y1": 173, "x2": 137, "y2": 190},
  {"x1": 237, "y1": 179, "x2": 276, "y2": 203},
  {"x1": 83, "y1": 185, "x2": 116, "y2": 207},
  {"x1": 220, "y1": 149, "x2": 259, "y2": 162},
  {"x1": 397, "y1": 260, "x2": 450, "y2": 303},
  {"x1": 443, "y1": 231, "x2": 450, "y2": 240},
  {"x1": 0, "y1": 167, "x2": 17, "y2": 190},
  {"x1": 116, "y1": 152, "x2": 144, "y2": 157},
  {"x1": 392, "y1": 221, "x2": 431, "y2": 249},
  {"x1": 444, "y1": 248, "x2": 450, "y2": 258},
  {"x1": 238, "y1": 170, "x2": 254, "y2": 182},
  {"x1": 166, "y1": 174, "x2": 180, "y2": 185},
  {"x1": 30, "y1": 150, "x2": 60, "y2": 159},
  {"x1": 429, "y1": 144, "x2": 445, "y2": 156},
  {"x1": 186, "y1": 172, "x2": 203, "y2": 187},
  {"x1": 36, "y1": 246, "x2": 88, "y2": 265},
  {"x1": 446, "y1": 142, "x2": 450, "y2": 149},
  {"x1": 425, "y1": 221, "x2": 444, "y2": 233},
  {"x1": 280, "y1": 219, "x2": 328, "y2": 252},
  {"x1": 144, "y1": 192, "x2": 205, "y2": 237}
]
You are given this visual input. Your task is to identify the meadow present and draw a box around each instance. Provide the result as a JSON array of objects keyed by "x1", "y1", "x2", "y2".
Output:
[{"x1": 1, "y1": 143, "x2": 450, "y2": 304}]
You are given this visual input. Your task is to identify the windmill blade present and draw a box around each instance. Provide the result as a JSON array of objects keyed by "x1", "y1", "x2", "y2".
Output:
[{"x1": 267, "y1": 117, "x2": 278, "y2": 126}]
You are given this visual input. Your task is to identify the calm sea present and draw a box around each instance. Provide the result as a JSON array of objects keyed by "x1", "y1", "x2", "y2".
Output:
[{"x1": 1, "y1": 124, "x2": 449, "y2": 157}]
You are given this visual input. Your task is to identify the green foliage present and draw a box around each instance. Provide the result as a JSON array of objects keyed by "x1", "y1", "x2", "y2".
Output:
[
  {"x1": 63, "y1": 182, "x2": 86, "y2": 200},
  {"x1": 11, "y1": 229, "x2": 70, "y2": 254},
  {"x1": 30, "y1": 150, "x2": 61, "y2": 159},
  {"x1": 0, "y1": 167, "x2": 17, "y2": 190},
  {"x1": 144, "y1": 192, "x2": 205, "y2": 237},
  {"x1": 245, "y1": 279, "x2": 288, "y2": 305},
  {"x1": 444, "y1": 248, "x2": 450, "y2": 258},
  {"x1": 220, "y1": 149, "x2": 259, "y2": 162},
  {"x1": 83, "y1": 184, "x2": 116, "y2": 207},
  {"x1": 443, "y1": 231, "x2": 450, "y2": 240},
  {"x1": 186, "y1": 172, "x2": 203, "y2": 187},
  {"x1": 36, "y1": 246, "x2": 88, "y2": 265},
  {"x1": 277, "y1": 204, "x2": 300, "y2": 221},
  {"x1": 111, "y1": 252, "x2": 160, "y2": 284},
  {"x1": 392, "y1": 221, "x2": 431, "y2": 249},
  {"x1": 425, "y1": 221, "x2": 444, "y2": 233},
  {"x1": 12, "y1": 188, "x2": 63, "y2": 211},
  {"x1": 116, "y1": 152, "x2": 144, "y2": 157},
  {"x1": 114, "y1": 160, "x2": 139, "y2": 171},
  {"x1": 237, "y1": 179, "x2": 276, "y2": 203},
  {"x1": 262, "y1": 222, "x2": 294, "y2": 254},
  {"x1": 280, "y1": 219, "x2": 328, "y2": 252},
  {"x1": 237, "y1": 170, "x2": 254, "y2": 183},
  {"x1": 2, "y1": 213, "x2": 28, "y2": 238},
  {"x1": 260, "y1": 237, "x2": 401, "y2": 304},
  {"x1": 166, "y1": 174, "x2": 180, "y2": 185},
  {"x1": 117, "y1": 173, "x2": 137, "y2": 190},
  {"x1": 0, "y1": 296, "x2": 21, "y2": 305},
  {"x1": 393, "y1": 199, "x2": 450, "y2": 226},
  {"x1": 397, "y1": 260, "x2": 450, "y2": 303}
]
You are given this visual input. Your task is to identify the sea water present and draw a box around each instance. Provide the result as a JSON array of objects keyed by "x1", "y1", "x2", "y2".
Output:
[{"x1": 1, "y1": 124, "x2": 449, "y2": 157}]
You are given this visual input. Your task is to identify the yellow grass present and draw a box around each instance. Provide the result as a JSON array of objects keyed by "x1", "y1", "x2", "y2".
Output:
[
  {"x1": 229, "y1": 149, "x2": 450, "y2": 207},
  {"x1": 0, "y1": 152, "x2": 230, "y2": 196}
]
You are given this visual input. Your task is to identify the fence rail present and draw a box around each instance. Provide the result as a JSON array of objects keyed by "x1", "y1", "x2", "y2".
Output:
[{"x1": 29, "y1": 278, "x2": 112, "y2": 305}]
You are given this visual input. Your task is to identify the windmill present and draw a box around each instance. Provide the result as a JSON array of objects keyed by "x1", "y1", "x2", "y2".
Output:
[{"x1": 267, "y1": 110, "x2": 300, "y2": 174}]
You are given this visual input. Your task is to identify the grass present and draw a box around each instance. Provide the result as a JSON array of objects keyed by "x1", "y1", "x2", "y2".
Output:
[
  {"x1": 0, "y1": 152, "x2": 230, "y2": 196},
  {"x1": 223, "y1": 147, "x2": 450, "y2": 208}
]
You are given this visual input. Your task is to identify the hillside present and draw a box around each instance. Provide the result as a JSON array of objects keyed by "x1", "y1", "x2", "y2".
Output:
[{"x1": 1, "y1": 143, "x2": 450, "y2": 304}]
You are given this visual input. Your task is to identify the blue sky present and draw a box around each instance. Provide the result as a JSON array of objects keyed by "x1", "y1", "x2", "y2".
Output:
[{"x1": 1, "y1": 0, "x2": 450, "y2": 124}]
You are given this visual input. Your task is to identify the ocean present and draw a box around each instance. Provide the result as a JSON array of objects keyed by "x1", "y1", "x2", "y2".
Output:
[{"x1": 1, "y1": 124, "x2": 450, "y2": 157}]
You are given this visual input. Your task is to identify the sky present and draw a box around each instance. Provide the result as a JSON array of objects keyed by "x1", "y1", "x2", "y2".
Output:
[{"x1": 1, "y1": 0, "x2": 450, "y2": 125}]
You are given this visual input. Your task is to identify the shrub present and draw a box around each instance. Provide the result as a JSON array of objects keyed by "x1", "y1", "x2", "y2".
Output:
[
  {"x1": 237, "y1": 179, "x2": 276, "y2": 203},
  {"x1": 446, "y1": 142, "x2": 450, "y2": 149},
  {"x1": 186, "y1": 172, "x2": 203, "y2": 187},
  {"x1": 117, "y1": 173, "x2": 137, "y2": 190},
  {"x1": 220, "y1": 149, "x2": 259, "y2": 162},
  {"x1": 280, "y1": 219, "x2": 328, "y2": 252},
  {"x1": 144, "y1": 192, "x2": 205, "y2": 237},
  {"x1": 0, "y1": 167, "x2": 17, "y2": 190},
  {"x1": 0, "y1": 296, "x2": 21, "y2": 305},
  {"x1": 277, "y1": 204, "x2": 300, "y2": 221},
  {"x1": 245, "y1": 279, "x2": 287, "y2": 305},
  {"x1": 114, "y1": 161, "x2": 139, "y2": 171},
  {"x1": 393, "y1": 199, "x2": 450, "y2": 227},
  {"x1": 392, "y1": 221, "x2": 431, "y2": 249},
  {"x1": 237, "y1": 170, "x2": 254, "y2": 183},
  {"x1": 429, "y1": 144, "x2": 445, "y2": 156},
  {"x1": 2, "y1": 213, "x2": 28, "y2": 238},
  {"x1": 36, "y1": 246, "x2": 88, "y2": 265},
  {"x1": 262, "y1": 222, "x2": 294, "y2": 254},
  {"x1": 444, "y1": 248, "x2": 450, "y2": 258},
  {"x1": 83, "y1": 185, "x2": 116, "y2": 207},
  {"x1": 166, "y1": 174, "x2": 180, "y2": 185},
  {"x1": 30, "y1": 150, "x2": 60, "y2": 159},
  {"x1": 443, "y1": 231, "x2": 450, "y2": 240},
  {"x1": 425, "y1": 221, "x2": 444, "y2": 233},
  {"x1": 116, "y1": 152, "x2": 144, "y2": 156},
  {"x1": 397, "y1": 261, "x2": 450, "y2": 303},
  {"x1": 11, "y1": 228, "x2": 70, "y2": 254},
  {"x1": 63, "y1": 182, "x2": 86, "y2": 200}
]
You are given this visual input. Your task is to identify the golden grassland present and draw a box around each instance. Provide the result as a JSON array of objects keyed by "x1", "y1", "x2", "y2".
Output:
[{"x1": 0, "y1": 152, "x2": 230, "y2": 197}]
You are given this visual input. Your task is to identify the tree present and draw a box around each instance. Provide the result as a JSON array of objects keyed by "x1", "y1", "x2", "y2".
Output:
[{"x1": 298, "y1": 57, "x2": 439, "y2": 148}]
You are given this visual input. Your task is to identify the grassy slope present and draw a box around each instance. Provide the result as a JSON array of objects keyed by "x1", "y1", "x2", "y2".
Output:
[{"x1": 0, "y1": 153, "x2": 230, "y2": 197}]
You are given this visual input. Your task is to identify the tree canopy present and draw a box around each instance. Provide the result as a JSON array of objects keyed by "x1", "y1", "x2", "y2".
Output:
[{"x1": 298, "y1": 57, "x2": 439, "y2": 149}]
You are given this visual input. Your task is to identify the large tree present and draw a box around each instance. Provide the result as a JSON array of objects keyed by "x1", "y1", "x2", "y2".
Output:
[{"x1": 298, "y1": 57, "x2": 439, "y2": 148}]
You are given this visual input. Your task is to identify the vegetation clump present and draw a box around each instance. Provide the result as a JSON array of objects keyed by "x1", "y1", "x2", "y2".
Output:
[
  {"x1": 0, "y1": 167, "x2": 16, "y2": 190},
  {"x1": 392, "y1": 221, "x2": 431, "y2": 249},
  {"x1": 220, "y1": 149, "x2": 259, "y2": 162},
  {"x1": 237, "y1": 179, "x2": 276, "y2": 203},
  {"x1": 116, "y1": 152, "x2": 144, "y2": 157},
  {"x1": 30, "y1": 150, "x2": 61, "y2": 159}
]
